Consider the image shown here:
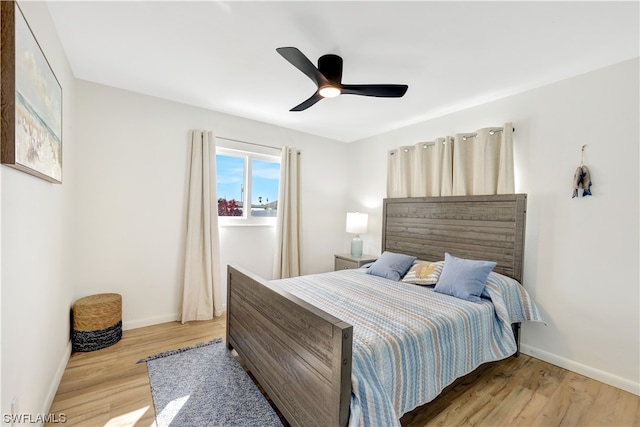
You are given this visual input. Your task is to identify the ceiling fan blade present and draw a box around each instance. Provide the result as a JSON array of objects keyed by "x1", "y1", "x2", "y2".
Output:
[
  {"x1": 290, "y1": 92, "x2": 323, "y2": 112},
  {"x1": 340, "y1": 84, "x2": 408, "y2": 98},
  {"x1": 277, "y1": 47, "x2": 329, "y2": 88}
]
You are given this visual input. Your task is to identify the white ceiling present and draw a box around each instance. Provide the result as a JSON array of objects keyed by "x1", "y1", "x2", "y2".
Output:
[{"x1": 47, "y1": 1, "x2": 639, "y2": 143}]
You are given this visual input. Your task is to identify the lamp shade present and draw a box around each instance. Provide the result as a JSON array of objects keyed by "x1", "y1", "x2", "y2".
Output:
[{"x1": 346, "y1": 212, "x2": 368, "y2": 234}]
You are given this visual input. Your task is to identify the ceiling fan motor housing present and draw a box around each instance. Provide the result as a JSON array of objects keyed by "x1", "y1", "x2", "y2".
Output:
[{"x1": 318, "y1": 54, "x2": 343, "y2": 84}]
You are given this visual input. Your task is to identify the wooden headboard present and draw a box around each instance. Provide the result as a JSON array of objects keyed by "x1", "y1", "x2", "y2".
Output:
[{"x1": 382, "y1": 194, "x2": 527, "y2": 283}]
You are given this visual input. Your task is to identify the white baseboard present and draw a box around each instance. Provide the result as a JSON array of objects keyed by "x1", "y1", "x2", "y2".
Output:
[
  {"x1": 123, "y1": 313, "x2": 180, "y2": 330},
  {"x1": 43, "y1": 340, "x2": 72, "y2": 417},
  {"x1": 520, "y1": 344, "x2": 640, "y2": 396},
  {"x1": 123, "y1": 305, "x2": 227, "y2": 331}
]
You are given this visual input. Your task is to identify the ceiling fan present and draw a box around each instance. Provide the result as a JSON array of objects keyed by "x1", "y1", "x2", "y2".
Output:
[{"x1": 276, "y1": 47, "x2": 408, "y2": 111}]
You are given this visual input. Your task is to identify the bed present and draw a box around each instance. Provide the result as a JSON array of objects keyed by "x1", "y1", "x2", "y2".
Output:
[{"x1": 226, "y1": 194, "x2": 540, "y2": 427}]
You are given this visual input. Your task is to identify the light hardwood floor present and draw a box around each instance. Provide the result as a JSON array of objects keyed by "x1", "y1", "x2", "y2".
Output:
[{"x1": 48, "y1": 315, "x2": 639, "y2": 427}]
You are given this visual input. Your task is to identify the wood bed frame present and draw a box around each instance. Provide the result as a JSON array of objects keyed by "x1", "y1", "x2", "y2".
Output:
[{"x1": 227, "y1": 194, "x2": 527, "y2": 427}]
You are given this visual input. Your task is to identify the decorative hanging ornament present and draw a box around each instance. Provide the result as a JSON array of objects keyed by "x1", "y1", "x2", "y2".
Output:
[{"x1": 572, "y1": 145, "x2": 592, "y2": 198}]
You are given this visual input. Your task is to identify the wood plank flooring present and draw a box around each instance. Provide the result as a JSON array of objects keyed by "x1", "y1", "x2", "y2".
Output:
[{"x1": 48, "y1": 315, "x2": 640, "y2": 427}]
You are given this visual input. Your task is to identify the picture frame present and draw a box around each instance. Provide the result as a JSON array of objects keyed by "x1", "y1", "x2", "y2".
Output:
[{"x1": 1, "y1": 0, "x2": 63, "y2": 183}]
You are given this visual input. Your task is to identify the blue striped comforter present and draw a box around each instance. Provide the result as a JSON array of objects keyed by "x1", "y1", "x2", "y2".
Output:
[{"x1": 272, "y1": 269, "x2": 542, "y2": 427}]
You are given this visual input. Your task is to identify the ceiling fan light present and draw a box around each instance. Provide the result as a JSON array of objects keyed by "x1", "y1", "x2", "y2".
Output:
[{"x1": 319, "y1": 86, "x2": 341, "y2": 98}]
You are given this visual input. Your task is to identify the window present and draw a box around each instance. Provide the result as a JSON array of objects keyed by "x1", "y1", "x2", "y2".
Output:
[
  {"x1": 250, "y1": 159, "x2": 280, "y2": 218},
  {"x1": 216, "y1": 154, "x2": 245, "y2": 217},
  {"x1": 216, "y1": 148, "x2": 280, "y2": 225}
]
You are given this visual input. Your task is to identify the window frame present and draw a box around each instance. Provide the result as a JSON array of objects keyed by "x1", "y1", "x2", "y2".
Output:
[{"x1": 215, "y1": 147, "x2": 280, "y2": 227}]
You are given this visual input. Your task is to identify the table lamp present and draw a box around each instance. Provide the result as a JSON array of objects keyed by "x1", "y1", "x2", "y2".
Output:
[{"x1": 346, "y1": 212, "x2": 368, "y2": 258}]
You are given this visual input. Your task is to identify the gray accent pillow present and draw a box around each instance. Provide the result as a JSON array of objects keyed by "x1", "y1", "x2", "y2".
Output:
[
  {"x1": 366, "y1": 251, "x2": 417, "y2": 281},
  {"x1": 434, "y1": 253, "x2": 496, "y2": 303}
]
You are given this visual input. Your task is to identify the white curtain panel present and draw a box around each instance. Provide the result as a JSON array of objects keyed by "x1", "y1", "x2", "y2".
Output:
[
  {"x1": 496, "y1": 124, "x2": 515, "y2": 194},
  {"x1": 181, "y1": 130, "x2": 223, "y2": 323},
  {"x1": 386, "y1": 150, "x2": 400, "y2": 197},
  {"x1": 273, "y1": 146, "x2": 301, "y2": 279},
  {"x1": 452, "y1": 132, "x2": 477, "y2": 196},
  {"x1": 388, "y1": 123, "x2": 513, "y2": 198},
  {"x1": 387, "y1": 146, "x2": 414, "y2": 198},
  {"x1": 453, "y1": 124, "x2": 515, "y2": 195},
  {"x1": 412, "y1": 143, "x2": 430, "y2": 197},
  {"x1": 411, "y1": 137, "x2": 454, "y2": 197},
  {"x1": 439, "y1": 137, "x2": 454, "y2": 196}
]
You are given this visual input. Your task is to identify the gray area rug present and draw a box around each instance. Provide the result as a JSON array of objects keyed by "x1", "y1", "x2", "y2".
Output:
[{"x1": 139, "y1": 338, "x2": 283, "y2": 427}]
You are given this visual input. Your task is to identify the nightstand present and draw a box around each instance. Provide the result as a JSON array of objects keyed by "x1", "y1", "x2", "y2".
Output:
[{"x1": 334, "y1": 253, "x2": 377, "y2": 271}]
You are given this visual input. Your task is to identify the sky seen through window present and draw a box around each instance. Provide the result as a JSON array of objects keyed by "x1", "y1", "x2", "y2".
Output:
[{"x1": 216, "y1": 154, "x2": 279, "y2": 207}]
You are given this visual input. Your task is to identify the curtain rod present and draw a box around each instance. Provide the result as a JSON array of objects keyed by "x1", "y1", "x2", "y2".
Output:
[
  {"x1": 392, "y1": 126, "x2": 516, "y2": 153},
  {"x1": 216, "y1": 136, "x2": 281, "y2": 151},
  {"x1": 421, "y1": 126, "x2": 516, "y2": 144},
  {"x1": 460, "y1": 127, "x2": 515, "y2": 140}
]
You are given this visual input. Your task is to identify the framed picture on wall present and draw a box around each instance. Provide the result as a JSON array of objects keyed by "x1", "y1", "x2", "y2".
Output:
[{"x1": 1, "y1": 0, "x2": 62, "y2": 183}]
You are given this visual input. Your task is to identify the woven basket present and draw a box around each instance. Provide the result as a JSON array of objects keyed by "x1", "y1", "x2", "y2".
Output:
[{"x1": 72, "y1": 293, "x2": 122, "y2": 352}]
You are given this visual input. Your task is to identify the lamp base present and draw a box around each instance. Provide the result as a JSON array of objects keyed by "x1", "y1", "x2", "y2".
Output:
[{"x1": 350, "y1": 236, "x2": 363, "y2": 258}]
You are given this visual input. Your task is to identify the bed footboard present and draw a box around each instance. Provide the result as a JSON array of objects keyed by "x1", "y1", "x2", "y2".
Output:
[{"x1": 227, "y1": 265, "x2": 352, "y2": 427}]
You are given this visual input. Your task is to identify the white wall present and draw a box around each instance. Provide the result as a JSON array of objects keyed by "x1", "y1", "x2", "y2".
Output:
[
  {"x1": 1, "y1": 1, "x2": 76, "y2": 420},
  {"x1": 347, "y1": 58, "x2": 640, "y2": 394},
  {"x1": 73, "y1": 81, "x2": 349, "y2": 329}
]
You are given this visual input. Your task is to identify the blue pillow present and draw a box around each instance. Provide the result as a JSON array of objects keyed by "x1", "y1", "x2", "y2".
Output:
[
  {"x1": 366, "y1": 251, "x2": 417, "y2": 281},
  {"x1": 434, "y1": 253, "x2": 496, "y2": 303}
]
